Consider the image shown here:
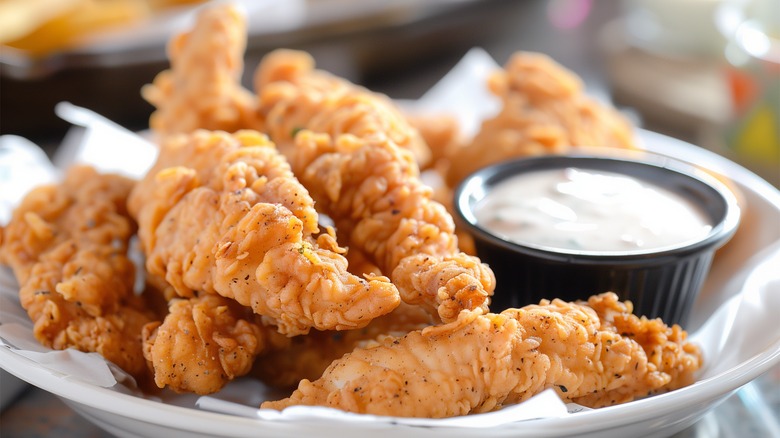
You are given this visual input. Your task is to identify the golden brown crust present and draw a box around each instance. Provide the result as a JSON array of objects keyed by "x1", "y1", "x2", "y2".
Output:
[
  {"x1": 262, "y1": 293, "x2": 702, "y2": 416},
  {"x1": 288, "y1": 131, "x2": 495, "y2": 323},
  {"x1": 0, "y1": 166, "x2": 157, "y2": 385},
  {"x1": 142, "y1": 4, "x2": 260, "y2": 135},
  {"x1": 254, "y1": 302, "x2": 434, "y2": 389},
  {"x1": 128, "y1": 130, "x2": 400, "y2": 336},
  {"x1": 142, "y1": 294, "x2": 268, "y2": 394},
  {"x1": 445, "y1": 52, "x2": 638, "y2": 187},
  {"x1": 253, "y1": 49, "x2": 432, "y2": 168}
]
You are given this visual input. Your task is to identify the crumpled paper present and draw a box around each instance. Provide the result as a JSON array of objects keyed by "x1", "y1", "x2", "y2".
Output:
[{"x1": 1, "y1": 49, "x2": 779, "y2": 429}]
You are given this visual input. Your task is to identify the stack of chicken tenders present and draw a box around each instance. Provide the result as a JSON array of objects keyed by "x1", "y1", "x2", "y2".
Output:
[{"x1": 0, "y1": 4, "x2": 701, "y2": 418}]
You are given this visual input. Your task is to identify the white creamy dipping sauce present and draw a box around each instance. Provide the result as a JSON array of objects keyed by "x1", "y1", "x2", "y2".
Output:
[{"x1": 474, "y1": 167, "x2": 713, "y2": 252}]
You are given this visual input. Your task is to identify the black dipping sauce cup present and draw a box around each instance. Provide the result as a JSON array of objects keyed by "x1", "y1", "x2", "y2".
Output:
[{"x1": 454, "y1": 151, "x2": 741, "y2": 326}]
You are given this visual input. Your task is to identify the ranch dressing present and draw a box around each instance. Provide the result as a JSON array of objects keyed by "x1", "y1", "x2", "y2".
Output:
[{"x1": 474, "y1": 167, "x2": 713, "y2": 252}]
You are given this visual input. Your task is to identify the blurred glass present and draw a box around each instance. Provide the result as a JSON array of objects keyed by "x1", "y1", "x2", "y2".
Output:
[
  {"x1": 721, "y1": 0, "x2": 780, "y2": 185},
  {"x1": 622, "y1": 0, "x2": 727, "y2": 58},
  {"x1": 616, "y1": 0, "x2": 778, "y2": 186}
]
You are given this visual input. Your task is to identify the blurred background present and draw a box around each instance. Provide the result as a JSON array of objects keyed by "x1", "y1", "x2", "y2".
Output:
[
  {"x1": 1, "y1": 0, "x2": 778, "y2": 436},
  {"x1": 0, "y1": 0, "x2": 777, "y2": 184}
]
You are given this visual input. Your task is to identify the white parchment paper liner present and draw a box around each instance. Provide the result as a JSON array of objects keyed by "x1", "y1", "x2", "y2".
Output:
[{"x1": 1, "y1": 49, "x2": 779, "y2": 429}]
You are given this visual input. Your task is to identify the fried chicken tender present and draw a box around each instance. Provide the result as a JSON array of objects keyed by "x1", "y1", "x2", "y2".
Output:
[
  {"x1": 142, "y1": 294, "x2": 268, "y2": 394},
  {"x1": 0, "y1": 166, "x2": 157, "y2": 384},
  {"x1": 288, "y1": 130, "x2": 495, "y2": 323},
  {"x1": 250, "y1": 47, "x2": 493, "y2": 321},
  {"x1": 142, "y1": 4, "x2": 259, "y2": 136},
  {"x1": 128, "y1": 130, "x2": 400, "y2": 335},
  {"x1": 253, "y1": 48, "x2": 432, "y2": 167},
  {"x1": 445, "y1": 52, "x2": 638, "y2": 187},
  {"x1": 19, "y1": 248, "x2": 155, "y2": 382},
  {"x1": 343, "y1": 245, "x2": 383, "y2": 277},
  {"x1": 262, "y1": 293, "x2": 701, "y2": 417},
  {"x1": 406, "y1": 113, "x2": 466, "y2": 174},
  {"x1": 254, "y1": 302, "x2": 434, "y2": 388}
]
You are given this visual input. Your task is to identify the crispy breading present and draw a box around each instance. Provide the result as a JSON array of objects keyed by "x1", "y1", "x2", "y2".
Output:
[
  {"x1": 262, "y1": 293, "x2": 702, "y2": 416},
  {"x1": 287, "y1": 131, "x2": 495, "y2": 322},
  {"x1": 445, "y1": 51, "x2": 638, "y2": 187},
  {"x1": 20, "y1": 247, "x2": 155, "y2": 382},
  {"x1": 406, "y1": 113, "x2": 466, "y2": 173},
  {"x1": 128, "y1": 130, "x2": 400, "y2": 335},
  {"x1": 142, "y1": 294, "x2": 268, "y2": 394},
  {"x1": 142, "y1": 4, "x2": 260, "y2": 135},
  {"x1": 254, "y1": 302, "x2": 434, "y2": 388},
  {"x1": 0, "y1": 166, "x2": 157, "y2": 384},
  {"x1": 253, "y1": 49, "x2": 432, "y2": 168}
]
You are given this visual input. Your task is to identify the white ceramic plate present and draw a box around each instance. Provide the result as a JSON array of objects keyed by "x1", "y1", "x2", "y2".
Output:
[{"x1": 1, "y1": 129, "x2": 779, "y2": 438}]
